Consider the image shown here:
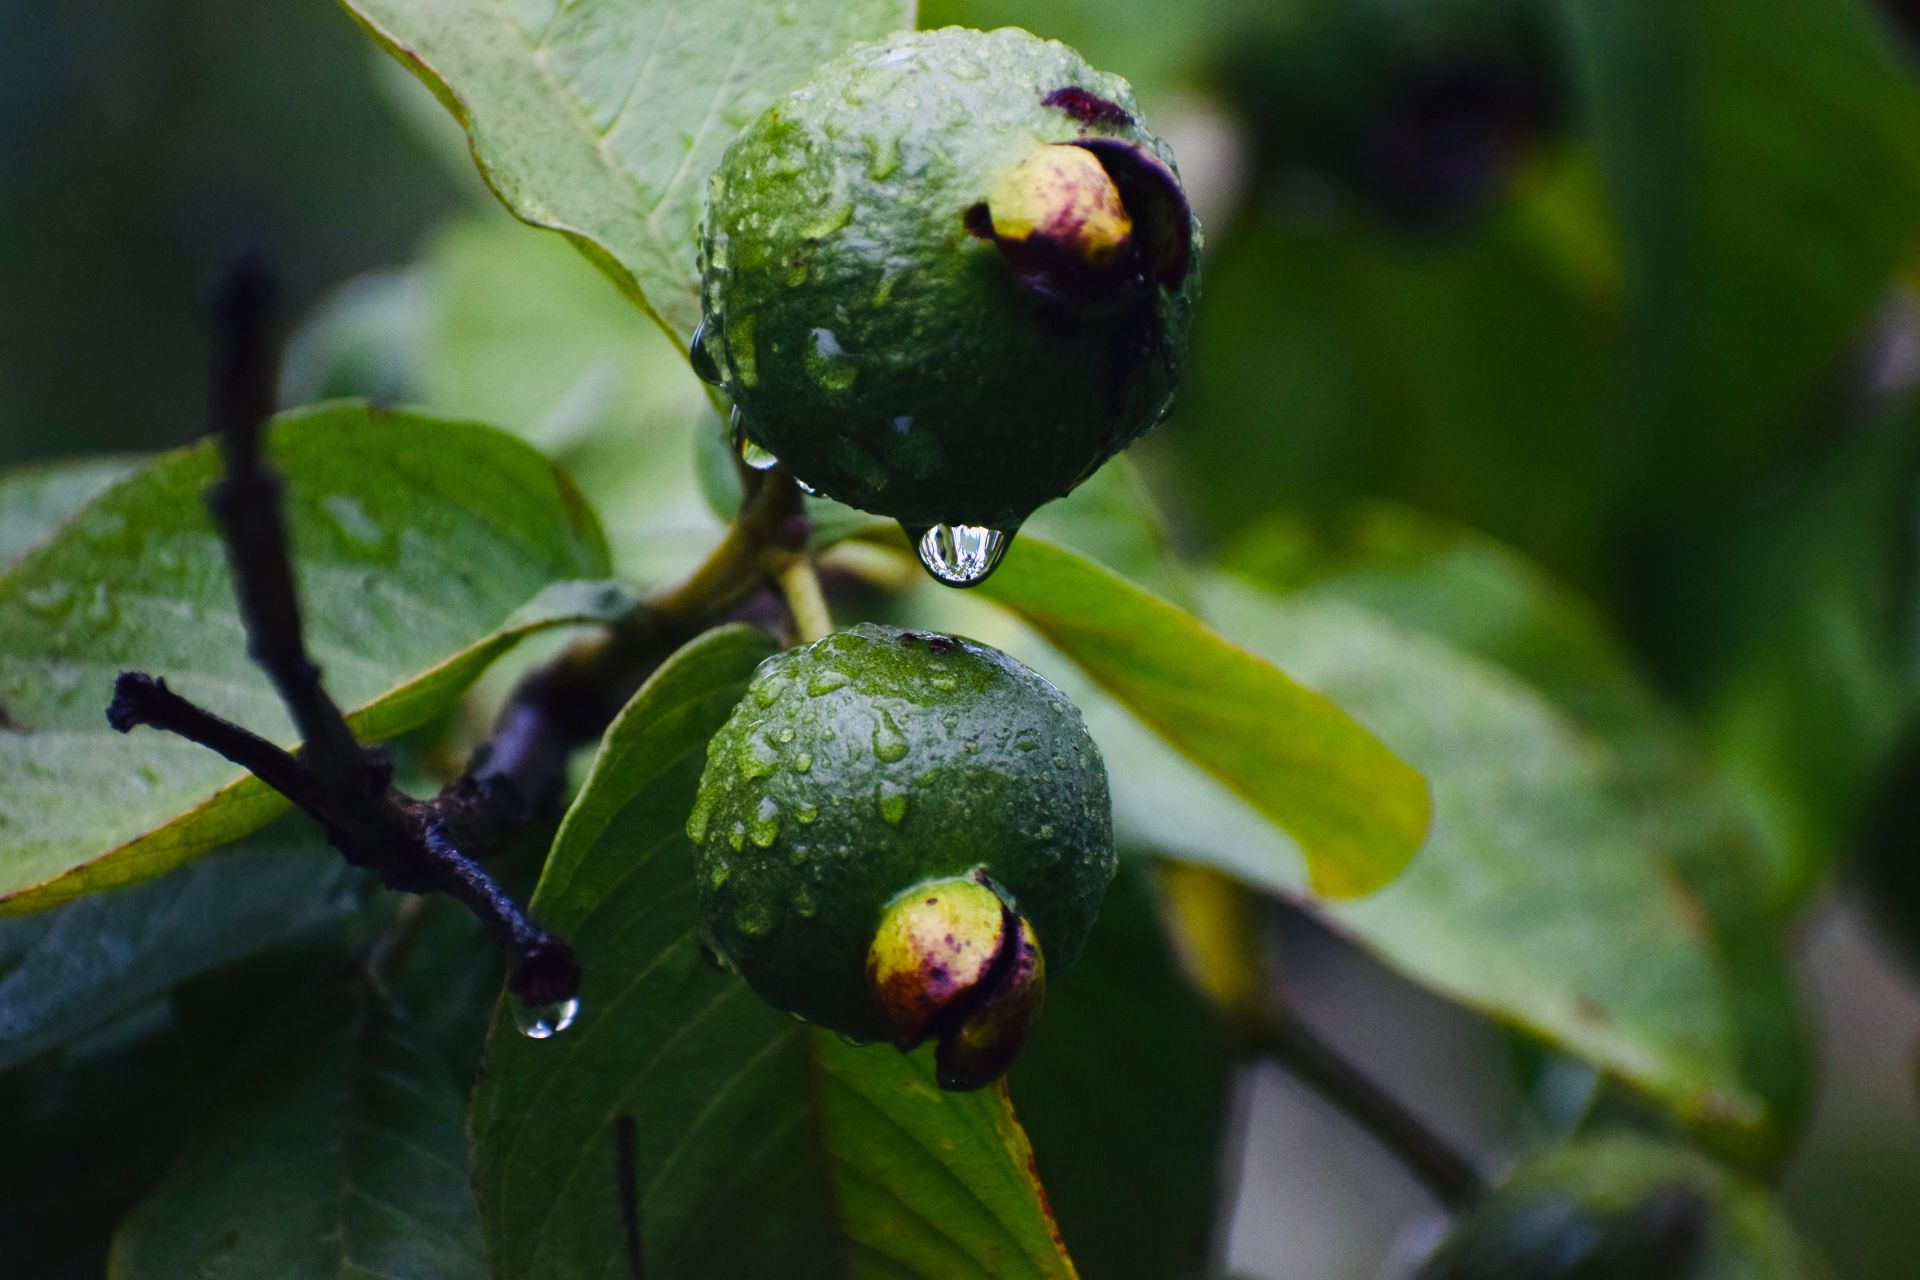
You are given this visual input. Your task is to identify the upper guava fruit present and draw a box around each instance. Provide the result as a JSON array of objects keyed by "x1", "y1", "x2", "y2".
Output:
[{"x1": 695, "y1": 26, "x2": 1200, "y2": 535}]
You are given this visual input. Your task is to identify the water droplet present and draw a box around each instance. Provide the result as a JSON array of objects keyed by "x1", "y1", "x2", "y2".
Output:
[
  {"x1": 795, "y1": 477, "x2": 820, "y2": 496},
  {"x1": 736, "y1": 900, "x2": 777, "y2": 937},
  {"x1": 807, "y1": 670, "x2": 851, "y2": 697},
  {"x1": 728, "y1": 822, "x2": 747, "y2": 851},
  {"x1": 909, "y1": 523, "x2": 1013, "y2": 587},
  {"x1": 689, "y1": 317, "x2": 724, "y2": 385},
  {"x1": 323, "y1": 494, "x2": 385, "y2": 549},
  {"x1": 740, "y1": 437, "x2": 780, "y2": 471},
  {"x1": 83, "y1": 582, "x2": 116, "y2": 628},
  {"x1": 805, "y1": 328, "x2": 858, "y2": 393},
  {"x1": 877, "y1": 780, "x2": 910, "y2": 826},
  {"x1": 744, "y1": 739, "x2": 782, "y2": 779},
  {"x1": 708, "y1": 860, "x2": 731, "y2": 889},
  {"x1": 749, "y1": 796, "x2": 782, "y2": 848},
  {"x1": 795, "y1": 804, "x2": 819, "y2": 824},
  {"x1": 516, "y1": 996, "x2": 581, "y2": 1040},
  {"x1": 686, "y1": 800, "x2": 712, "y2": 842},
  {"x1": 794, "y1": 888, "x2": 818, "y2": 918},
  {"x1": 829, "y1": 438, "x2": 889, "y2": 492},
  {"x1": 881, "y1": 416, "x2": 944, "y2": 479},
  {"x1": 801, "y1": 198, "x2": 854, "y2": 240},
  {"x1": 21, "y1": 581, "x2": 74, "y2": 620},
  {"x1": 865, "y1": 130, "x2": 902, "y2": 180},
  {"x1": 1014, "y1": 729, "x2": 1041, "y2": 752},
  {"x1": 872, "y1": 709, "x2": 910, "y2": 762},
  {"x1": 793, "y1": 752, "x2": 813, "y2": 774}
]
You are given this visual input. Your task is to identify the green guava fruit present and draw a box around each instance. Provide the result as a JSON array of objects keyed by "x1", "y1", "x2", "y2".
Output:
[
  {"x1": 686, "y1": 623, "x2": 1116, "y2": 1088},
  {"x1": 694, "y1": 26, "x2": 1200, "y2": 545}
]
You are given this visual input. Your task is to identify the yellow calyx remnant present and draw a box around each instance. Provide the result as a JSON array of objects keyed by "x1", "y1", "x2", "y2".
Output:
[
  {"x1": 987, "y1": 144, "x2": 1133, "y2": 269},
  {"x1": 866, "y1": 871, "x2": 1047, "y2": 1090}
]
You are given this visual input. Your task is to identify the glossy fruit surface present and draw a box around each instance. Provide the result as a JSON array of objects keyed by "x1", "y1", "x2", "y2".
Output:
[
  {"x1": 687, "y1": 623, "x2": 1116, "y2": 1059},
  {"x1": 695, "y1": 26, "x2": 1199, "y2": 532}
]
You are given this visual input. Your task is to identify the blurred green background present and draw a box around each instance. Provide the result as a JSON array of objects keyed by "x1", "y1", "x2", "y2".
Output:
[{"x1": 4, "y1": 0, "x2": 1919, "y2": 1276}]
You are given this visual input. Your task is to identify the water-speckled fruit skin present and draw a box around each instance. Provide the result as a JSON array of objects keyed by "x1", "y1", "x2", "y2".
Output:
[
  {"x1": 697, "y1": 26, "x2": 1199, "y2": 530},
  {"x1": 687, "y1": 623, "x2": 1116, "y2": 1044}
]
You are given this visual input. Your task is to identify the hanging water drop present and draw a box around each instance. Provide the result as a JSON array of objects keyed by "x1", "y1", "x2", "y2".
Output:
[
  {"x1": 728, "y1": 404, "x2": 780, "y2": 471},
  {"x1": 908, "y1": 523, "x2": 1013, "y2": 587},
  {"x1": 795, "y1": 477, "x2": 820, "y2": 496},
  {"x1": 689, "y1": 317, "x2": 725, "y2": 386},
  {"x1": 740, "y1": 438, "x2": 780, "y2": 471},
  {"x1": 515, "y1": 995, "x2": 581, "y2": 1040}
]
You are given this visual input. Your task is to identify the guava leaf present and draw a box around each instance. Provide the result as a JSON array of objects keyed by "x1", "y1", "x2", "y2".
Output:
[
  {"x1": 1184, "y1": 577, "x2": 1759, "y2": 1133},
  {"x1": 471, "y1": 625, "x2": 1077, "y2": 1279},
  {"x1": 887, "y1": 542, "x2": 1762, "y2": 1139},
  {"x1": 1008, "y1": 860, "x2": 1233, "y2": 1280},
  {"x1": 1565, "y1": 0, "x2": 1920, "y2": 478},
  {"x1": 337, "y1": 0, "x2": 918, "y2": 345},
  {"x1": 0, "y1": 816, "x2": 371, "y2": 1072},
  {"x1": 1225, "y1": 505, "x2": 1815, "y2": 1160},
  {"x1": 0, "y1": 453, "x2": 140, "y2": 570},
  {"x1": 950, "y1": 533, "x2": 1432, "y2": 899},
  {"x1": 0, "y1": 403, "x2": 617, "y2": 913},
  {"x1": 109, "y1": 985, "x2": 484, "y2": 1280}
]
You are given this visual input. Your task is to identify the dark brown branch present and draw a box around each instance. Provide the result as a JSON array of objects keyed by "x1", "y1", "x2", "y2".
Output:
[
  {"x1": 420, "y1": 466, "x2": 806, "y2": 859},
  {"x1": 107, "y1": 673, "x2": 330, "y2": 820},
  {"x1": 110, "y1": 249, "x2": 577, "y2": 1011},
  {"x1": 109, "y1": 251, "x2": 818, "y2": 1016},
  {"x1": 201, "y1": 247, "x2": 369, "y2": 782},
  {"x1": 1245, "y1": 1001, "x2": 1484, "y2": 1212}
]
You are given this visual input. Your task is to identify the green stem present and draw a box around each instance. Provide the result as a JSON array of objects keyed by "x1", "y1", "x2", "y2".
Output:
[{"x1": 774, "y1": 555, "x2": 834, "y2": 643}]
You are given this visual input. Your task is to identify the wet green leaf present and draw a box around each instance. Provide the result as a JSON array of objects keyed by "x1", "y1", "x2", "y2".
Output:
[
  {"x1": 0, "y1": 403, "x2": 615, "y2": 912},
  {"x1": 1225, "y1": 505, "x2": 1816, "y2": 1162},
  {"x1": 0, "y1": 816, "x2": 370, "y2": 1071},
  {"x1": 418, "y1": 215, "x2": 727, "y2": 586},
  {"x1": 0, "y1": 453, "x2": 139, "y2": 569},
  {"x1": 873, "y1": 530, "x2": 1760, "y2": 1136},
  {"x1": 935, "y1": 533, "x2": 1432, "y2": 899},
  {"x1": 339, "y1": 0, "x2": 916, "y2": 345},
  {"x1": 1010, "y1": 859, "x2": 1234, "y2": 1280},
  {"x1": 110, "y1": 984, "x2": 484, "y2": 1280},
  {"x1": 1185, "y1": 575, "x2": 1758, "y2": 1133},
  {"x1": 471, "y1": 625, "x2": 1077, "y2": 1279}
]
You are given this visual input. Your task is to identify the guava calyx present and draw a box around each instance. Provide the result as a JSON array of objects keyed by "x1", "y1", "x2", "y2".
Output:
[{"x1": 866, "y1": 870, "x2": 1048, "y2": 1091}]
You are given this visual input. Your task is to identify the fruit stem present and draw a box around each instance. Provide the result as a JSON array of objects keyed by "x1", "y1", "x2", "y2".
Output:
[{"x1": 774, "y1": 554, "x2": 833, "y2": 643}]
